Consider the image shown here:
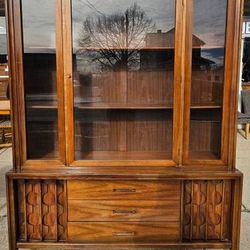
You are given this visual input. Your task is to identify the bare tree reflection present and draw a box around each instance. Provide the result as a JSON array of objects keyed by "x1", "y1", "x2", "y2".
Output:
[{"x1": 77, "y1": 3, "x2": 155, "y2": 71}]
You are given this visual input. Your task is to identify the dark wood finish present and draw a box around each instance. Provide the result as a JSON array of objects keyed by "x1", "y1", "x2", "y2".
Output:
[{"x1": 5, "y1": 0, "x2": 244, "y2": 249}]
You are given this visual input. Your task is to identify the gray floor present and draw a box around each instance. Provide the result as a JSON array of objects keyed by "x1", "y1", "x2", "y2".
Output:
[{"x1": 0, "y1": 133, "x2": 249, "y2": 250}]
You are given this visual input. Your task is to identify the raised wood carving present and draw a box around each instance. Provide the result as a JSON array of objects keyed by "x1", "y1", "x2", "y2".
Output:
[
  {"x1": 17, "y1": 180, "x2": 67, "y2": 242},
  {"x1": 183, "y1": 180, "x2": 231, "y2": 241},
  {"x1": 57, "y1": 181, "x2": 67, "y2": 241}
]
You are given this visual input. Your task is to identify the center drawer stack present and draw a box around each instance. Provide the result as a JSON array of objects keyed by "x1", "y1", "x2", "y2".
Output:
[{"x1": 67, "y1": 180, "x2": 181, "y2": 243}]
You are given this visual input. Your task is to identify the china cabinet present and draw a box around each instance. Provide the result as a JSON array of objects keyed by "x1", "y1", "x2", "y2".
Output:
[{"x1": 5, "y1": 0, "x2": 243, "y2": 249}]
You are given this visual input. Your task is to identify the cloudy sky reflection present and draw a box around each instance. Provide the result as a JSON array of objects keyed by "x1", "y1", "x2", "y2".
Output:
[{"x1": 0, "y1": 0, "x2": 228, "y2": 67}]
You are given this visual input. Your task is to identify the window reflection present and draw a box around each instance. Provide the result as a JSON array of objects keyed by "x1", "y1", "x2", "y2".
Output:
[
  {"x1": 73, "y1": 0, "x2": 175, "y2": 107},
  {"x1": 189, "y1": 0, "x2": 227, "y2": 160},
  {"x1": 73, "y1": 0, "x2": 176, "y2": 160},
  {"x1": 191, "y1": 0, "x2": 227, "y2": 106}
]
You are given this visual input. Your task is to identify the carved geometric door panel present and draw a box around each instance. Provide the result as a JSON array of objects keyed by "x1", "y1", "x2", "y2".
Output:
[
  {"x1": 17, "y1": 180, "x2": 67, "y2": 242},
  {"x1": 183, "y1": 180, "x2": 232, "y2": 241}
]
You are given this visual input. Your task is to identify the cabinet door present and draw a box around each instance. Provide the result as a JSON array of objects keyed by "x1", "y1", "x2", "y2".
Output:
[
  {"x1": 183, "y1": 0, "x2": 230, "y2": 164},
  {"x1": 20, "y1": 0, "x2": 64, "y2": 163},
  {"x1": 65, "y1": 0, "x2": 181, "y2": 166}
]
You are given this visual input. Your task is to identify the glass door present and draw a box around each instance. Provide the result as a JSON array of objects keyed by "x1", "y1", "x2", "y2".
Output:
[
  {"x1": 21, "y1": 0, "x2": 61, "y2": 160},
  {"x1": 70, "y1": 0, "x2": 177, "y2": 163},
  {"x1": 184, "y1": 0, "x2": 228, "y2": 162}
]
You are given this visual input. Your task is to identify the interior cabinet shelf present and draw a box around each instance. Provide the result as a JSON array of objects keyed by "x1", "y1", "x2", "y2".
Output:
[
  {"x1": 188, "y1": 151, "x2": 220, "y2": 160},
  {"x1": 27, "y1": 103, "x2": 222, "y2": 110},
  {"x1": 75, "y1": 151, "x2": 172, "y2": 161},
  {"x1": 75, "y1": 103, "x2": 173, "y2": 110},
  {"x1": 190, "y1": 104, "x2": 222, "y2": 109}
]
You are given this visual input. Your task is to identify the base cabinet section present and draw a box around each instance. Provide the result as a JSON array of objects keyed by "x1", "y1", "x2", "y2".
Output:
[{"x1": 6, "y1": 175, "x2": 242, "y2": 249}]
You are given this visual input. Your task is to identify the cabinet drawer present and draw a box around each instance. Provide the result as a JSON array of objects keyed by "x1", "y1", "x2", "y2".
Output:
[
  {"x1": 68, "y1": 200, "x2": 180, "y2": 222},
  {"x1": 68, "y1": 222, "x2": 180, "y2": 243},
  {"x1": 67, "y1": 180, "x2": 181, "y2": 200}
]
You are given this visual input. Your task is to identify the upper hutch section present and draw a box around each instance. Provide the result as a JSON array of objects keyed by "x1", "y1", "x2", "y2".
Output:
[{"x1": 7, "y1": 0, "x2": 240, "y2": 169}]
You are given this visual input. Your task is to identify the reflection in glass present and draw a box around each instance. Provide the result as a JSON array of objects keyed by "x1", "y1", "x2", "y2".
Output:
[
  {"x1": 22, "y1": 0, "x2": 58, "y2": 159},
  {"x1": 189, "y1": 0, "x2": 227, "y2": 160},
  {"x1": 73, "y1": 0, "x2": 175, "y2": 160},
  {"x1": 0, "y1": 13, "x2": 7, "y2": 64}
]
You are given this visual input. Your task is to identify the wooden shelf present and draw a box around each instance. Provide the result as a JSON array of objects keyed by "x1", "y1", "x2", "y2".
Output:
[
  {"x1": 75, "y1": 103, "x2": 173, "y2": 110},
  {"x1": 26, "y1": 101, "x2": 57, "y2": 109},
  {"x1": 27, "y1": 102, "x2": 222, "y2": 110},
  {"x1": 190, "y1": 104, "x2": 222, "y2": 109},
  {"x1": 189, "y1": 151, "x2": 220, "y2": 160},
  {"x1": 75, "y1": 151, "x2": 172, "y2": 161}
]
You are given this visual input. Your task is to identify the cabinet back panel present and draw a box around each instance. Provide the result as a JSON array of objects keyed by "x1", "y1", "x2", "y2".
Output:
[{"x1": 75, "y1": 110, "x2": 173, "y2": 160}]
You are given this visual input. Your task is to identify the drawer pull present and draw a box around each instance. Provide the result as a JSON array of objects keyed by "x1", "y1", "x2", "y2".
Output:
[
  {"x1": 113, "y1": 188, "x2": 136, "y2": 193},
  {"x1": 113, "y1": 209, "x2": 137, "y2": 215},
  {"x1": 113, "y1": 231, "x2": 135, "y2": 237}
]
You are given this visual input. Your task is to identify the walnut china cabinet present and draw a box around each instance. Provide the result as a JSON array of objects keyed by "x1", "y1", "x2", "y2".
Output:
[{"x1": 5, "y1": 0, "x2": 243, "y2": 249}]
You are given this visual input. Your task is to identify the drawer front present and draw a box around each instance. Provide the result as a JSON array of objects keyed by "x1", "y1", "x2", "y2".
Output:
[
  {"x1": 68, "y1": 222, "x2": 180, "y2": 243},
  {"x1": 67, "y1": 180, "x2": 181, "y2": 200},
  {"x1": 68, "y1": 200, "x2": 180, "y2": 222}
]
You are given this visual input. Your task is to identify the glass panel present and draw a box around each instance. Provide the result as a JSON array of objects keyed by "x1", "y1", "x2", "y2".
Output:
[
  {"x1": 72, "y1": 0, "x2": 175, "y2": 161},
  {"x1": 22, "y1": 0, "x2": 58, "y2": 159},
  {"x1": 189, "y1": 0, "x2": 227, "y2": 160}
]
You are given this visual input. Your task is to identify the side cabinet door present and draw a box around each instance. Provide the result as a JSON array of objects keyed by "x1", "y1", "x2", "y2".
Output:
[
  {"x1": 10, "y1": 0, "x2": 65, "y2": 167},
  {"x1": 183, "y1": 0, "x2": 237, "y2": 167}
]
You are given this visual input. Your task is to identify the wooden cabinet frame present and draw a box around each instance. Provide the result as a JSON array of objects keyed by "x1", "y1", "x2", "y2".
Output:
[{"x1": 4, "y1": 1, "x2": 244, "y2": 249}]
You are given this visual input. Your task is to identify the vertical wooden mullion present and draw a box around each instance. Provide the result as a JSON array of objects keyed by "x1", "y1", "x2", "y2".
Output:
[
  {"x1": 172, "y1": 0, "x2": 186, "y2": 165},
  {"x1": 5, "y1": 0, "x2": 19, "y2": 170},
  {"x1": 220, "y1": 0, "x2": 236, "y2": 165},
  {"x1": 62, "y1": 0, "x2": 74, "y2": 165},
  {"x1": 227, "y1": 0, "x2": 245, "y2": 169},
  {"x1": 182, "y1": 0, "x2": 193, "y2": 163},
  {"x1": 12, "y1": 0, "x2": 27, "y2": 167},
  {"x1": 56, "y1": 0, "x2": 66, "y2": 164}
]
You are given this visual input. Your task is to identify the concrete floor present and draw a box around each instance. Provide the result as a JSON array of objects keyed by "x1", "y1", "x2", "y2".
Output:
[{"x1": 0, "y1": 133, "x2": 249, "y2": 250}]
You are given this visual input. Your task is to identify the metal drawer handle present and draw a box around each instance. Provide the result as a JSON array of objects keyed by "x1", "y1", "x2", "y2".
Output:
[
  {"x1": 113, "y1": 231, "x2": 135, "y2": 237},
  {"x1": 113, "y1": 209, "x2": 137, "y2": 215},
  {"x1": 113, "y1": 188, "x2": 136, "y2": 193}
]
